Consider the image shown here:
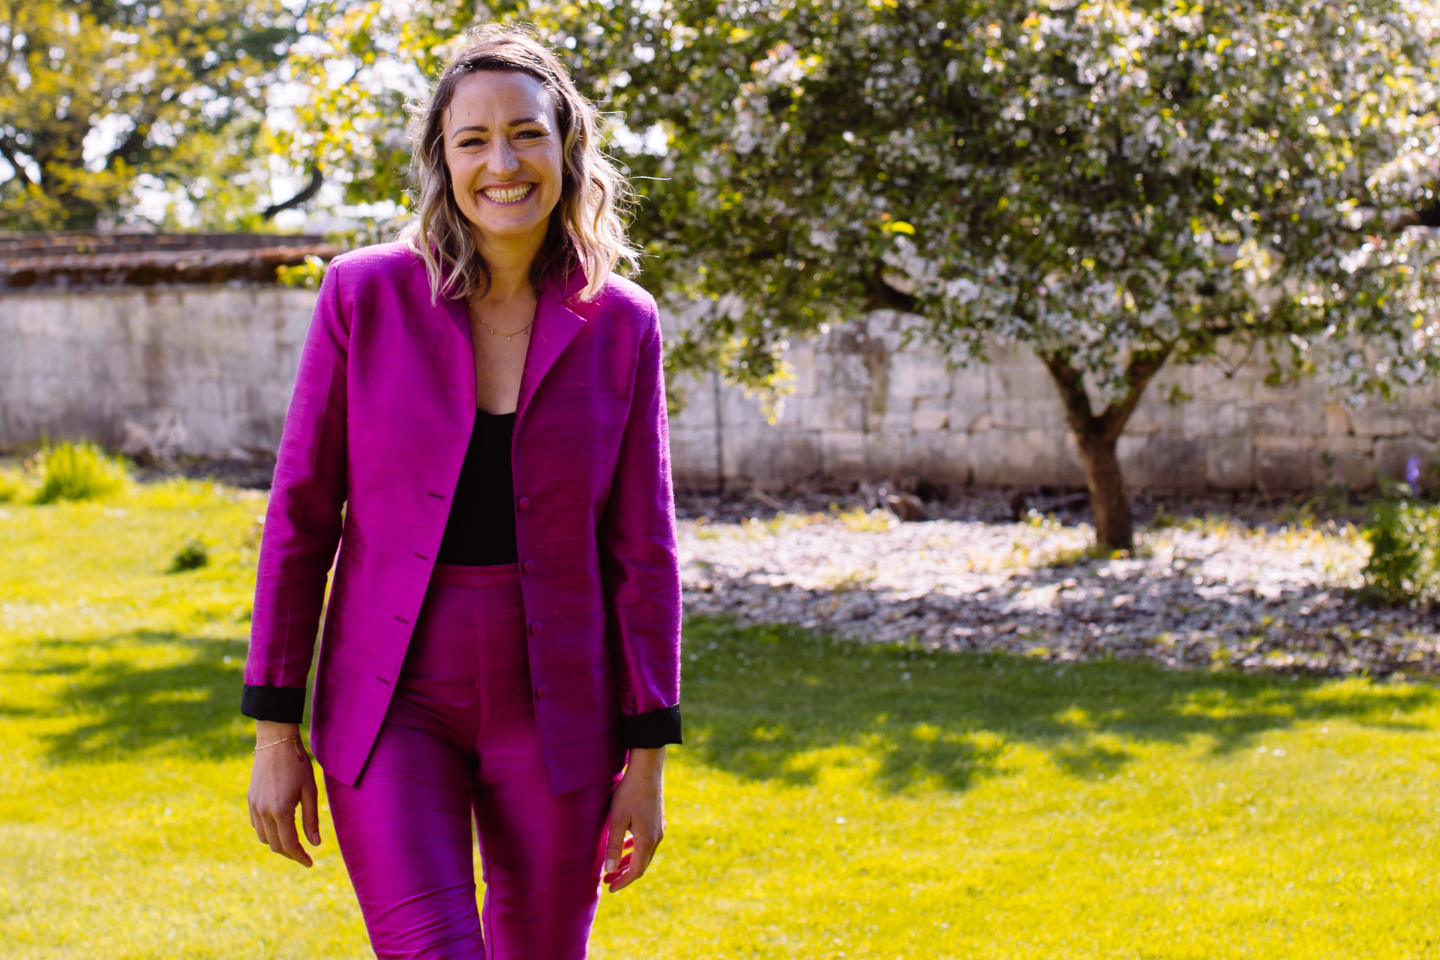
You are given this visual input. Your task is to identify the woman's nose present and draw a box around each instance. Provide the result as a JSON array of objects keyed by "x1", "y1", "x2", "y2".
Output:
[{"x1": 488, "y1": 139, "x2": 520, "y2": 174}]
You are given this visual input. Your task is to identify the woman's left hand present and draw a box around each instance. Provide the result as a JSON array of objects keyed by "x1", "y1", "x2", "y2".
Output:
[{"x1": 603, "y1": 746, "x2": 666, "y2": 892}]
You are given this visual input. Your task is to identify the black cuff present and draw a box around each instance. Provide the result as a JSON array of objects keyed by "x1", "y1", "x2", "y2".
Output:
[
  {"x1": 241, "y1": 685, "x2": 307, "y2": 724},
  {"x1": 621, "y1": 705, "x2": 682, "y2": 748}
]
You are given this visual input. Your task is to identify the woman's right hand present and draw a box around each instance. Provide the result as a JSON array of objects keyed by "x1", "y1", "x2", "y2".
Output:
[{"x1": 247, "y1": 721, "x2": 322, "y2": 868}]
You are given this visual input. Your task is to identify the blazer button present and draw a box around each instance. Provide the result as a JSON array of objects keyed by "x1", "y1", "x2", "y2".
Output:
[
  {"x1": 529, "y1": 620, "x2": 543, "y2": 635},
  {"x1": 517, "y1": 496, "x2": 531, "y2": 511},
  {"x1": 535, "y1": 685, "x2": 550, "y2": 700},
  {"x1": 522, "y1": 558, "x2": 536, "y2": 573}
]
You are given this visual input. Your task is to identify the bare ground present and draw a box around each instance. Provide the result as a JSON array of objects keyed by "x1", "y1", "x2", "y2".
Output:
[{"x1": 677, "y1": 490, "x2": 1440, "y2": 679}]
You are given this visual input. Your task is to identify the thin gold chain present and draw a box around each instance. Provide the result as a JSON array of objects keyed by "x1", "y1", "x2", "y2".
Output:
[{"x1": 469, "y1": 301, "x2": 535, "y2": 342}]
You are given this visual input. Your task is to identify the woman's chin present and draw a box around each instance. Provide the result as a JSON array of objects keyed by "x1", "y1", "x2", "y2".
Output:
[{"x1": 466, "y1": 216, "x2": 551, "y2": 250}]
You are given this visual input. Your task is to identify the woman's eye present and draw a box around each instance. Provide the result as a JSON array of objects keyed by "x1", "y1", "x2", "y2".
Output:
[{"x1": 458, "y1": 138, "x2": 484, "y2": 148}]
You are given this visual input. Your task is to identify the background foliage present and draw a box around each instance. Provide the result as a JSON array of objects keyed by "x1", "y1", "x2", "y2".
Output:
[{"x1": 0, "y1": 0, "x2": 302, "y2": 229}]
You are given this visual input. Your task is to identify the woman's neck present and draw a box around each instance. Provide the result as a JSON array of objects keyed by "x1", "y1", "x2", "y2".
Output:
[{"x1": 473, "y1": 224, "x2": 545, "y2": 302}]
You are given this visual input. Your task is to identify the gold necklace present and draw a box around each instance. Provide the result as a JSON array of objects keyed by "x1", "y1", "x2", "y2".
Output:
[
  {"x1": 478, "y1": 315, "x2": 535, "y2": 341},
  {"x1": 468, "y1": 297, "x2": 535, "y2": 342}
]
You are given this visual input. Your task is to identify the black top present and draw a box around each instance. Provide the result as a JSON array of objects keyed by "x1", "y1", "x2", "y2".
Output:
[{"x1": 436, "y1": 409, "x2": 519, "y2": 566}]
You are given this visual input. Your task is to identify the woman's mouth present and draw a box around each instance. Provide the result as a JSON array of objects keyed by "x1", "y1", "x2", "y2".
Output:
[{"x1": 481, "y1": 183, "x2": 534, "y2": 205}]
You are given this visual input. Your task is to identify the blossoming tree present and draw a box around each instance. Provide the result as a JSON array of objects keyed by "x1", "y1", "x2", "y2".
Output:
[
  {"x1": 613, "y1": 0, "x2": 1440, "y2": 548},
  {"x1": 293, "y1": 0, "x2": 1440, "y2": 549}
]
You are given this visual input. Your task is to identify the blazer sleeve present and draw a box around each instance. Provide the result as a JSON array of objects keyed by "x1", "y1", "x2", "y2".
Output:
[
  {"x1": 598, "y1": 300, "x2": 683, "y2": 748},
  {"x1": 241, "y1": 262, "x2": 350, "y2": 724}
]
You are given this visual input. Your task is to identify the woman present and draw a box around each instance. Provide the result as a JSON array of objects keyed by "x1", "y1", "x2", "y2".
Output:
[{"x1": 242, "y1": 25, "x2": 681, "y2": 960}]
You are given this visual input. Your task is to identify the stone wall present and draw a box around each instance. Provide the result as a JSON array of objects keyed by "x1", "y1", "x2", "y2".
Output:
[
  {"x1": 666, "y1": 311, "x2": 1440, "y2": 495},
  {"x1": 2, "y1": 285, "x2": 1434, "y2": 493},
  {"x1": 0, "y1": 285, "x2": 315, "y2": 459}
]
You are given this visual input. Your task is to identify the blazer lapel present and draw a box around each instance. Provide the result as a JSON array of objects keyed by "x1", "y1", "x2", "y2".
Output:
[
  {"x1": 515, "y1": 269, "x2": 588, "y2": 424},
  {"x1": 438, "y1": 292, "x2": 476, "y2": 410}
]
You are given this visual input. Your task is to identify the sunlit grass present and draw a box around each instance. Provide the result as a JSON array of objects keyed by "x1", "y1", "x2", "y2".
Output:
[
  {"x1": 649, "y1": 624, "x2": 1440, "y2": 960},
  {"x1": 0, "y1": 479, "x2": 364, "y2": 959},
  {"x1": 3, "y1": 482, "x2": 1440, "y2": 957}
]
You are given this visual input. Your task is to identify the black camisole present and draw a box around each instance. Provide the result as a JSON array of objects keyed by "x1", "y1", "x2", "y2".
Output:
[{"x1": 435, "y1": 409, "x2": 519, "y2": 566}]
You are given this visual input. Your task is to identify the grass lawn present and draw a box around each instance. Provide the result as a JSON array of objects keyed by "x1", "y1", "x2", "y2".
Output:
[{"x1": 3, "y1": 480, "x2": 1440, "y2": 958}]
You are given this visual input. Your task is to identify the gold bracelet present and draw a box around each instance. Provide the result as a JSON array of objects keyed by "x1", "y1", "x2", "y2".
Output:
[{"x1": 254, "y1": 736, "x2": 304, "y2": 753}]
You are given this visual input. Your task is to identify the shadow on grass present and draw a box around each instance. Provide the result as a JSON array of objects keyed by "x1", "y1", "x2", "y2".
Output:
[
  {"x1": 10, "y1": 616, "x2": 1438, "y2": 784},
  {"x1": 681, "y1": 616, "x2": 1440, "y2": 793},
  {"x1": 3, "y1": 631, "x2": 256, "y2": 762}
]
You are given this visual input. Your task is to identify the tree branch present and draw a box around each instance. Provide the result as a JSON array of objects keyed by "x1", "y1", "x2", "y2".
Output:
[
  {"x1": 1039, "y1": 343, "x2": 1175, "y2": 444},
  {"x1": 863, "y1": 267, "x2": 919, "y2": 312},
  {"x1": 106, "y1": 122, "x2": 150, "y2": 168},
  {"x1": 262, "y1": 165, "x2": 324, "y2": 220},
  {"x1": 1038, "y1": 351, "x2": 1098, "y2": 436},
  {"x1": 0, "y1": 135, "x2": 31, "y2": 185},
  {"x1": 1097, "y1": 346, "x2": 1174, "y2": 442}
]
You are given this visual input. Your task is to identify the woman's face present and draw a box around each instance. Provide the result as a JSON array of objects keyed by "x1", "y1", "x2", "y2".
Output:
[{"x1": 442, "y1": 70, "x2": 564, "y2": 256}]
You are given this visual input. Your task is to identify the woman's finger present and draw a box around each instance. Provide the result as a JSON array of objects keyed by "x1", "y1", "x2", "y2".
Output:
[
  {"x1": 629, "y1": 829, "x2": 659, "y2": 877},
  {"x1": 248, "y1": 801, "x2": 265, "y2": 843},
  {"x1": 263, "y1": 815, "x2": 286, "y2": 856},
  {"x1": 605, "y1": 852, "x2": 634, "y2": 890},
  {"x1": 608, "y1": 852, "x2": 642, "y2": 892},
  {"x1": 602, "y1": 811, "x2": 630, "y2": 877},
  {"x1": 264, "y1": 810, "x2": 313, "y2": 867},
  {"x1": 277, "y1": 813, "x2": 313, "y2": 868},
  {"x1": 258, "y1": 815, "x2": 282, "y2": 854},
  {"x1": 300, "y1": 778, "x2": 322, "y2": 847}
]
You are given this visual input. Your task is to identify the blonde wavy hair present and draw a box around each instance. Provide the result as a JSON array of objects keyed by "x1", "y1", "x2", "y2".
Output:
[{"x1": 401, "y1": 24, "x2": 638, "y2": 303}]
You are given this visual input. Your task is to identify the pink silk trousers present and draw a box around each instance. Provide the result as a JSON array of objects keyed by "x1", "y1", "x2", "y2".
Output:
[{"x1": 325, "y1": 563, "x2": 617, "y2": 960}]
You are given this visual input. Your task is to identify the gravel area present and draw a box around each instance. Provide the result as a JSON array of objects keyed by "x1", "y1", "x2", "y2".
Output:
[
  {"x1": 679, "y1": 502, "x2": 1440, "y2": 679},
  {"x1": 14, "y1": 450, "x2": 1432, "y2": 679}
]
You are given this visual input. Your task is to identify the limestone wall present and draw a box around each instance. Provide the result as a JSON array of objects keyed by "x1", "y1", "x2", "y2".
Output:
[
  {"x1": 0, "y1": 285, "x2": 314, "y2": 458},
  {"x1": 665, "y1": 311, "x2": 1439, "y2": 495},
  {"x1": 1, "y1": 286, "x2": 1433, "y2": 493}
]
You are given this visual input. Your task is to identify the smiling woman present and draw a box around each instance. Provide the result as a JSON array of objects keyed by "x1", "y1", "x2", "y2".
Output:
[
  {"x1": 403, "y1": 26, "x2": 636, "y2": 307},
  {"x1": 241, "y1": 23, "x2": 678, "y2": 960}
]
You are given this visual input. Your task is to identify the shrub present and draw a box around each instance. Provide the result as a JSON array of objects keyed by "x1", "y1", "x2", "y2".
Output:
[
  {"x1": 1360, "y1": 499, "x2": 1440, "y2": 605},
  {"x1": 31, "y1": 442, "x2": 130, "y2": 505},
  {"x1": 169, "y1": 536, "x2": 210, "y2": 573},
  {"x1": 276, "y1": 255, "x2": 328, "y2": 289},
  {"x1": 0, "y1": 467, "x2": 32, "y2": 503}
]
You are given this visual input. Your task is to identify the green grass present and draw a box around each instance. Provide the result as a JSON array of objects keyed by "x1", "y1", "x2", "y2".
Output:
[{"x1": 4, "y1": 483, "x2": 1440, "y2": 958}]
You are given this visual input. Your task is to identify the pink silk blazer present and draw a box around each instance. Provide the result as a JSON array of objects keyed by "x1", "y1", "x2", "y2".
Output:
[{"x1": 241, "y1": 242, "x2": 682, "y2": 794}]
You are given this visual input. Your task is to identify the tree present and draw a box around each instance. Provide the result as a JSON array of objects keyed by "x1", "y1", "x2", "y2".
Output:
[
  {"x1": 289, "y1": 0, "x2": 1440, "y2": 550},
  {"x1": 610, "y1": 0, "x2": 1440, "y2": 549},
  {"x1": 0, "y1": 0, "x2": 304, "y2": 230}
]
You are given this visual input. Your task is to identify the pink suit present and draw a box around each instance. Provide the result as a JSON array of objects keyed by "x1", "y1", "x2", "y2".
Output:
[
  {"x1": 242, "y1": 243, "x2": 682, "y2": 958},
  {"x1": 326, "y1": 562, "x2": 618, "y2": 959}
]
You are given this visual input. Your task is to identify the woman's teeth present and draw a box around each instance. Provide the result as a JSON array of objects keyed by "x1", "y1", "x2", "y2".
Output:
[{"x1": 482, "y1": 184, "x2": 533, "y2": 203}]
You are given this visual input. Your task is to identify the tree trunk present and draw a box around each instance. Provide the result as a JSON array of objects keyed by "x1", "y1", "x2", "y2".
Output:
[
  {"x1": 1075, "y1": 428, "x2": 1134, "y2": 551},
  {"x1": 1038, "y1": 348, "x2": 1174, "y2": 552}
]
